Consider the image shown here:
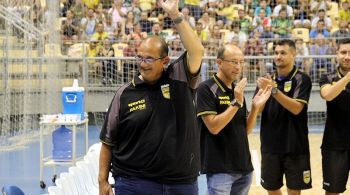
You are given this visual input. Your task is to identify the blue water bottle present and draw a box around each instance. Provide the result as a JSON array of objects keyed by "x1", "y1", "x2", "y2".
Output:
[{"x1": 52, "y1": 125, "x2": 72, "y2": 161}]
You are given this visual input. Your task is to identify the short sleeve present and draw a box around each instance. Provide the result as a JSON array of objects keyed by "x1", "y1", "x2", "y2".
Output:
[
  {"x1": 319, "y1": 73, "x2": 331, "y2": 89},
  {"x1": 99, "y1": 84, "x2": 128, "y2": 146},
  {"x1": 168, "y1": 51, "x2": 201, "y2": 89},
  {"x1": 196, "y1": 83, "x2": 218, "y2": 117},
  {"x1": 293, "y1": 74, "x2": 312, "y2": 104}
]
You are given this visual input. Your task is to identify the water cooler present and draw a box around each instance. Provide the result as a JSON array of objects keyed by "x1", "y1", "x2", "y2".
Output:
[
  {"x1": 61, "y1": 79, "x2": 85, "y2": 120},
  {"x1": 52, "y1": 125, "x2": 72, "y2": 161}
]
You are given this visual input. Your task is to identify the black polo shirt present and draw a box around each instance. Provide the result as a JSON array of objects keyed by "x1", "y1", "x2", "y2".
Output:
[
  {"x1": 319, "y1": 67, "x2": 350, "y2": 150},
  {"x1": 259, "y1": 66, "x2": 312, "y2": 154},
  {"x1": 196, "y1": 74, "x2": 253, "y2": 175},
  {"x1": 100, "y1": 52, "x2": 201, "y2": 184}
]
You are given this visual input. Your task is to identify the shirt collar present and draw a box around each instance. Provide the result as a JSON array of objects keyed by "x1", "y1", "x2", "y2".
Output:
[
  {"x1": 213, "y1": 74, "x2": 234, "y2": 93},
  {"x1": 273, "y1": 66, "x2": 298, "y2": 82},
  {"x1": 337, "y1": 66, "x2": 344, "y2": 79},
  {"x1": 131, "y1": 71, "x2": 168, "y2": 88}
]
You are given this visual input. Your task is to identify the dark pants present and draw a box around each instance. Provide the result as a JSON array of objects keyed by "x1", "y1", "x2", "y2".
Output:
[{"x1": 114, "y1": 176, "x2": 198, "y2": 195}]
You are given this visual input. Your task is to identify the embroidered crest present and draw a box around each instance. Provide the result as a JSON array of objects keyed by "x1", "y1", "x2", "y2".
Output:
[
  {"x1": 303, "y1": 170, "x2": 311, "y2": 184},
  {"x1": 284, "y1": 81, "x2": 292, "y2": 92},
  {"x1": 161, "y1": 84, "x2": 170, "y2": 99}
]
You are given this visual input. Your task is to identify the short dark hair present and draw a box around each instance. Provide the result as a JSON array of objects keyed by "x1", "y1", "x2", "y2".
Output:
[
  {"x1": 337, "y1": 38, "x2": 350, "y2": 48},
  {"x1": 231, "y1": 21, "x2": 240, "y2": 29},
  {"x1": 275, "y1": 39, "x2": 296, "y2": 50}
]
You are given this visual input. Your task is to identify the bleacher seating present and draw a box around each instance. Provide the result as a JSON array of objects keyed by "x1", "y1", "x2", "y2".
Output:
[{"x1": 1, "y1": 0, "x2": 349, "y2": 86}]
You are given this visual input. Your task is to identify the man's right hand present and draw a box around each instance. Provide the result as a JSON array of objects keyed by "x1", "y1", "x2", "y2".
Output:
[
  {"x1": 99, "y1": 181, "x2": 113, "y2": 195},
  {"x1": 257, "y1": 75, "x2": 274, "y2": 90}
]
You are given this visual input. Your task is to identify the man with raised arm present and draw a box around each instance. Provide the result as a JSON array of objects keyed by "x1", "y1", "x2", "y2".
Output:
[{"x1": 98, "y1": 0, "x2": 204, "y2": 194}]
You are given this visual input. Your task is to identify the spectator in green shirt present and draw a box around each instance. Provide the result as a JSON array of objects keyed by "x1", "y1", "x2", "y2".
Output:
[{"x1": 272, "y1": 9, "x2": 293, "y2": 38}]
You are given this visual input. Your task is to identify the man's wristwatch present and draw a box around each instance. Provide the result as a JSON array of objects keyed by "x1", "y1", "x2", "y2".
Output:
[
  {"x1": 271, "y1": 87, "x2": 278, "y2": 95},
  {"x1": 231, "y1": 99, "x2": 243, "y2": 108}
]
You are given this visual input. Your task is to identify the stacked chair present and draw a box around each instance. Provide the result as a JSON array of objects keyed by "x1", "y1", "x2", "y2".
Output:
[{"x1": 47, "y1": 142, "x2": 114, "y2": 195}]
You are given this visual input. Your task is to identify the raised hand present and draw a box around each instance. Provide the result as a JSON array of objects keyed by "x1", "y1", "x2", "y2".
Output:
[
  {"x1": 257, "y1": 75, "x2": 274, "y2": 90},
  {"x1": 234, "y1": 78, "x2": 247, "y2": 104},
  {"x1": 252, "y1": 85, "x2": 272, "y2": 109},
  {"x1": 158, "y1": 0, "x2": 180, "y2": 19}
]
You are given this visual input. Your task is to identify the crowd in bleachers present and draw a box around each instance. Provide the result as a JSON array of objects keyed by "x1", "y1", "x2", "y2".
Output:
[
  {"x1": 17, "y1": 0, "x2": 350, "y2": 83},
  {"x1": 49, "y1": 0, "x2": 349, "y2": 49}
]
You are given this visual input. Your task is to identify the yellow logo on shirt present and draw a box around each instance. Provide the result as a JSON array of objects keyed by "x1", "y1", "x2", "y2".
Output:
[
  {"x1": 284, "y1": 81, "x2": 292, "y2": 92},
  {"x1": 161, "y1": 84, "x2": 171, "y2": 99},
  {"x1": 218, "y1": 96, "x2": 230, "y2": 105},
  {"x1": 128, "y1": 99, "x2": 146, "y2": 112}
]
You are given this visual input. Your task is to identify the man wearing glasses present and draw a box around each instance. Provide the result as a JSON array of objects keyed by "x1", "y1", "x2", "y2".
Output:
[
  {"x1": 196, "y1": 44, "x2": 271, "y2": 195},
  {"x1": 98, "y1": 0, "x2": 204, "y2": 194},
  {"x1": 256, "y1": 39, "x2": 312, "y2": 195}
]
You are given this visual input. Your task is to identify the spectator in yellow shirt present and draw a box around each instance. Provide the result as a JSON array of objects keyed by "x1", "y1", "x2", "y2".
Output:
[
  {"x1": 216, "y1": 0, "x2": 235, "y2": 23},
  {"x1": 195, "y1": 22, "x2": 209, "y2": 43},
  {"x1": 83, "y1": 0, "x2": 99, "y2": 9},
  {"x1": 91, "y1": 23, "x2": 109, "y2": 45},
  {"x1": 87, "y1": 39, "x2": 100, "y2": 69},
  {"x1": 339, "y1": 1, "x2": 350, "y2": 21},
  {"x1": 139, "y1": 0, "x2": 156, "y2": 11}
]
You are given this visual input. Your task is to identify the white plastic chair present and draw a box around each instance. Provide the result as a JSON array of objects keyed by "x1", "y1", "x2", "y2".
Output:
[
  {"x1": 85, "y1": 151, "x2": 115, "y2": 190},
  {"x1": 68, "y1": 166, "x2": 88, "y2": 195},
  {"x1": 48, "y1": 186, "x2": 63, "y2": 195},
  {"x1": 88, "y1": 142, "x2": 102, "y2": 154},
  {"x1": 70, "y1": 164, "x2": 94, "y2": 195},
  {"x1": 85, "y1": 152, "x2": 99, "y2": 174},
  {"x1": 60, "y1": 172, "x2": 79, "y2": 195},
  {"x1": 84, "y1": 155, "x2": 99, "y2": 188},
  {"x1": 76, "y1": 161, "x2": 99, "y2": 195},
  {"x1": 54, "y1": 178, "x2": 70, "y2": 195}
]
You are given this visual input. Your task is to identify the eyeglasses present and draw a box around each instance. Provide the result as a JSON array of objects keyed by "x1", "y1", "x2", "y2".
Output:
[
  {"x1": 221, "y1": 59, "x2": 245, "y2": 66},
  {"x1": 135, "y1": 55, "x2": 164, "y2": 64}
]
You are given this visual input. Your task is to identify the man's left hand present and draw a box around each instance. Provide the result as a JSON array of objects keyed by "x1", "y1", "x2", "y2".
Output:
[{"x1": 253, "y1": 85, "x2": 272, "y2": 109}]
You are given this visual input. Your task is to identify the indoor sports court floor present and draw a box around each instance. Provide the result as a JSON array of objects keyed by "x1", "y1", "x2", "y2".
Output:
[
  {"x1": 247, "y1": 133, "x2": 350, "y2": 195},
  {"x1": 0, "y1": 126, "x2": 349, "y2": 195}
]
